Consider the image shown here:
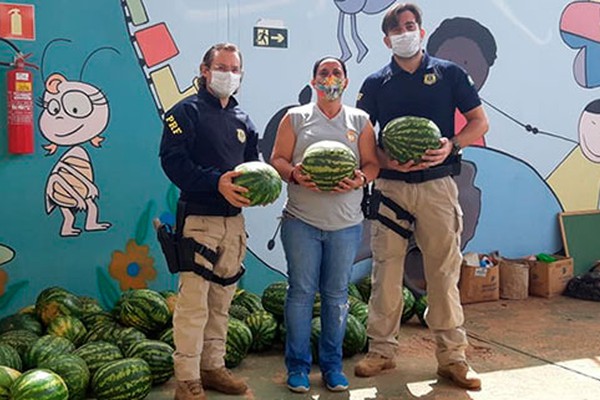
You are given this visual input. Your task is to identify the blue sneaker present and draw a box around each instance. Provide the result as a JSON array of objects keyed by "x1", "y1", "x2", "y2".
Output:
[
  {"x1": 323, "y1": 371, "x2": 349, "y2": 392},
  {"x1": 287, "y1": 372, "x2": 310, "y2": 393}
]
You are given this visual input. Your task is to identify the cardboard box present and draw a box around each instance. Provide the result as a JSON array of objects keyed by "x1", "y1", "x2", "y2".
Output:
[
  {"x1": 529, "y1": 256, "x2": 574, "y2": 298},
  {"x1": 499, "y1": 259, "x2": 529, "y2": 300},
  {"x1": 459, "y1": 262, "x2": 499, "y2": 304}
]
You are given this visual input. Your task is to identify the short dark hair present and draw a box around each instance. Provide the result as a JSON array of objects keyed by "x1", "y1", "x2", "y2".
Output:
[
  {"x1": 198, "y1": 43, "x2": 242, "y2": 88},
  {"x1": 312, "y1": 56, "x2": 348, "y2": 78},
  {"x1": 381, "y1": 3, "x2": 423, "y2": 35}
]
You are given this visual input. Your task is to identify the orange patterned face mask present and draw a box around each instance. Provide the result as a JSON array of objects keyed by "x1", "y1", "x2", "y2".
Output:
[{"x1": 316, "y1": 76, "x2": 345, "y2": 101}]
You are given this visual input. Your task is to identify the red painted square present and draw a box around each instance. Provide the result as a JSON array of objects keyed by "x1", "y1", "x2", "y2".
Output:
[
  {"x1": 0, "y1": 2, "x2": 35, "y2": 40},
  {"x1": 134, "y1": 23, "x2": 179, "y2": 67}
]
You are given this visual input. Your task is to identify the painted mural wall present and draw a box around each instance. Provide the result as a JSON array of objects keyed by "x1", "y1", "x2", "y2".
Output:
[{"x1": 0, "y1": 0, "x2": 598, "y2": 315}]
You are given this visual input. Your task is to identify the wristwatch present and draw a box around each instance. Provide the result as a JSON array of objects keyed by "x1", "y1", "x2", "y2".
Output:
[{"x1": 450, "y1": 137, "x2": 462, "y2": 156}]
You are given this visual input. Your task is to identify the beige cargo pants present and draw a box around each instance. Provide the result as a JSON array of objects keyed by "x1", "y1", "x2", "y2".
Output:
[
  {"x1": 173, "y1": 214, "x2": 246, "y2": 381},
  {"x1": 367, "y1": 176, "x2": 468, "y2": 367}
]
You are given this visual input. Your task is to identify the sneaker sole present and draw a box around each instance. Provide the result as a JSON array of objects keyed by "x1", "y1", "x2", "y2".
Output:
[
  {"x1": 326, "y1": 384, "x2": 349, "y2": 392},
  {"x1": 287, "y1": 384, "x2": 310, "y2": 393}
]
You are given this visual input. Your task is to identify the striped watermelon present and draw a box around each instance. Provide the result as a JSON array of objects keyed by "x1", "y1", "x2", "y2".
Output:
[
  {"x1": 245, "y1": 310, "x2": 278, "y2": 352},
  {"x1": 38, "y1": 354, "x2": 90, "y2": 400},
  {"x1": 382, "y1": 116, "x2": 441, "y2": 163},
  {"x1": 35, "y1": 287, "x2": 84, "y2": 326},
  {"x1": 157, "y1": 327, "x2": 173, "y2": 348},
  {"x1": 11, "y1": 369, "x2": 68, "y2": 400},
  {"x1": 232, "y1": 290, "x2": 264, "y2": 314},
  {"x1": 159, "y1": 290, "x2": 177, "y2": 317},
  {"x1": 47, "y1": 315, "x2": 88, "y2": 346},
  {"x1": 348, "y1": 297, "x2": 368, "y2": 328},
  {"x1": 73, "y1": 341, "x2": 124, "y2": 375},
  {"x1": 225, "y1": 318, "x2": 253, "y2": 368},
  {"x1": 356, "y1": 275, "x2": 372, "y2": 303},
  {"x1": 124, "y1": 339, "x2": 174, "y2": 385},
  {"x1": 24, "y1": 335, "x2": 75, "y2": 369},
  {"x1": 233, "y1": 161, "x2": 282, "y2": 206},
  {"x1": 0, "y1": 366, "x2": 20, "y2": 398},
  {"x1": 91, "y1": 357, "x2": 152, "y2": 400},
  {"x1": 261, "y1": 281, "x2": 288, "y2": 319},
  {"x1": 113, "y1": 289, "x2": 170, "y2": 335},
  {"x1": 301, "y1": 140, "x2": 358, "y2": 191},
  {"x1": 113, "y1": 327, "x2": 147, "y2": 354},
  {"x1": 0, "y1": 343, "x2": 21, "y2": 371},
  {"x1": 229, "y1": 304, "x2": 251, "y2": 321},
  {"x1": 0, "y1": 313, "x2": 43, "y2": 336},
  {"x1": 0, "y1": 330, "x2": 39, "y2": 360},
  {"x1": 348, "y1": 283, "x2": 363, "y2": 301},
  {"x1": 342, "y1": 313, "x2": 367, "y2": 357},
  {"x1": 401, "y1": 286, "x2": 416, "y2": 324}
]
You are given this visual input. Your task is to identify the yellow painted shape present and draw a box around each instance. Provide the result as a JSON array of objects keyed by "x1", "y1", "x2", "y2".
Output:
[{"x1": 150, "y1": 65, "x2": 197, "y2": 113}]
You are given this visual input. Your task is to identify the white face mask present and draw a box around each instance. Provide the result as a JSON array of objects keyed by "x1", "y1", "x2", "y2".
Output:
[
  {"x1": 208, "y1": 70, "x2": 241, "y2": 99},
  {"x1": 390, "y1": 30, "x2": 421, "y2": 58}
]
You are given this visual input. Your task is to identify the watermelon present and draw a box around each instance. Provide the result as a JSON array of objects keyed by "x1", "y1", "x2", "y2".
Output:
[
  {"x1": 0, "y1": 313, "x2": 43, "y2": 335},
  {"x1": 348, "y1": 283, "x2": 363, "y2": 301},
  {"x1": 11, "y1": 369, "x2": 69, "y2": 400},
  {"x1": 310, "y1": 317, "x2": 321, "y2": 363},
  {"x1": 0, "y1": 330, "x2": 39, "y2": 360},
  {"x1": 35, "y1": 287, "x2": 84, "y2": 326},
  {"x1": 229, "y1": 304, "x2": 251, "y2": 321},
  {"x1": 0, "y1": 343, "x2": 21, "y2": 371},
  {"x1": 124, "y1": 339, "x2": 174, "y2": 385},
  {"x1": 113, "y1": 289, "x2": 170, "y2": 335},
  {"x1": 224, "y1": 318, "x2": 253, "y2": 368},
  {"x1": 261, "y1": 281, "x2": 288, "y2": 319},
  {"x1": 24, "y1": 335, "x2": 75, "y2": 369},
  {"x1": 233, "y1": 161, "x2": 282, "y2": 206},
  {"x1": 159, "y1": 290, "x2": 178, "y2": 317},
  {"x1": 113, "y1": 327, "x2": 147, "y2": 354},
  {"x1": 232, "y1": 290, "x2": 264, "y2": 314},
  {"x1": 73, "y1": 341, "x2": 124, "y2": 374},
  {"x1": 348, "y1": 297, "x2": 368, "y2": 327},
  {"x1": 245, "y1": 310, "x2": 278, "y2": 352},
  {"x1": 38, "y1": 354, "x2": 90, "y2": 400},
  {"x1": 382, "y1": 116, "x2": 442, "y2": 163},
  {"x1": 356, "y1": 275, "x2": 372, "y2": 303},
  {"x1": 301, "y1": 140, "x2": 358, "y2": 191},
  {"x1": 414, "y1": 294, "x2": 428, "y2": 327},
  {"x1": 401, "y1": 286, "x2": 416, "y2": 324},
  {"x1": 91, "y1": 357, "x2": 152, "y2": 400},
  {"x1": 0, "y1": 366, "x2": 20, "y2": 398},
  {"x1": 343, "y1": 313, "x2": 367, "y2": 357},
  {"x1": 157, "y1": 327, "x2": 173, "y2": 348},
  {"x1": 46, "y1": 315, "x2": 88, "y2": 346}
]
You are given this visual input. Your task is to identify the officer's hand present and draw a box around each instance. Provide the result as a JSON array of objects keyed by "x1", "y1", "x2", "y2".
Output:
[
  {"x1": 218, "y1": 170, "x2": 251, "y2": 208},
  {"x1": 419, "y1": 137, "x2": 452, "y2": 168},
  {"x1": 292, "y1": 165, "x2": 319, "y2": 192}
]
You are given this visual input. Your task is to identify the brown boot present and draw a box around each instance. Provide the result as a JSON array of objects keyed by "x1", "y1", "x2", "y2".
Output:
[
  {"x1": 437, "y1": 362, "x2": 481, "y2": 390},
  {"x1": 354, "y1": 352, "x2": 396, "y2": 377},
  {"x1": 174, "y1": 379, "x2": 207, "y2": 400},
  {"x1": 201, "y1": 367, "x2": 248, "y2": 394}
]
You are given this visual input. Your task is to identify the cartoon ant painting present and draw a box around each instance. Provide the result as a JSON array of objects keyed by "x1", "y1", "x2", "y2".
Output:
[{"x1": 37, "y1": 39, "x2": 119, "y2": 237}]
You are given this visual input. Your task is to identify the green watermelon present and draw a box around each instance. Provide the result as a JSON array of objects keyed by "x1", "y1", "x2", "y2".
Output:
[
  {"x1": 342, "y1": 314, "x2": 367, "y2": 357},
  {"x1": 356, "y1": 275, "x2": 372, "y2": 303},
  {"x1": 157, "y1": 327, "x2": 173, "y2": 348},
  {"x1": 46, "y1": 315, "x2": 88, "y2": 346},
  {"x1": 229, "y1": 304, "x2": 252, "y2": 321},
  {"x1": 261, "y1": 281, "x2": 288, "y2": 319},
  {"x1": 0, "y1": 366, "x2": 20, "y2": 398},
  {"x1": 414, "y1": 295, "x2": 428, "y2": 327},
  {"x1": 245, "y1": 310, "x2": 278, "y2": 352},
  {"x1": 72, "y1": 341, "x2": 124, "y2": 375},
  {"x1": 232, "y1": 290, "x2": 264, "y2": 314},
  {"x1": 113, "y1": 289, "x2": 170, "y2": 335},
  {"x1": 0, "y1": 313, "x2": 43, "y2": 336},
  {"x1": 225, "y1": 318, "x2": 253, "y2": 368},
  {"x1": 0, "y1": 330, "x2": 39, "y2": 360},
  {"x1": 401, "y1": 286, "x2": 416, "y2": 324},
  {"x1": 38, "y1": 354, "x2": 90, "y2": 400},
  {"x1": 301, "y1": 140, "x2": 358, "y2": 191},
  {"x1": 0, "y1": 343, "x2": 21, "y2": 371},
  {"x1": 24, "y1": 335, "x2": 75, "y2": 369},
  {"x1": 348, "y1": 283, "x2": 363, "y2": 301},
  {"x1": 91, "y1": 358, "x2": 152, "y2": 400},
  {"x1": 382, "y1": 116, "x2": 442, "y2": 163},
  {"x1": 348, "y1": 297, "x2": 369, "y2": 328},
  {"x1": 310, "y1": 317, "x2": 321, "y2": 363},
  {"x1": 233, "y1": 161, "x2": 282, "y2": 206},
  {"x1": 113, "y1": 327, "x2": 147, "y2": 354},
  {"x1": 125, "y1": 339, "x2": 174, "y2": 385},
  {"x1": 11, "y1": 369, "x2": 68, "y2": 400},
  {"x1": 35, "y1": 286, "x2": 84, "y2": 326}
]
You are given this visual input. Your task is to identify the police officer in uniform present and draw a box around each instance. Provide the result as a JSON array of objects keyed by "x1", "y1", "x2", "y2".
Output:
[
  {"x1": 353, "y1": 3, "x2": 489, "y2": 390},
  {"x1": 159, "y1": 43, "x2": 259, "y2": 400}
]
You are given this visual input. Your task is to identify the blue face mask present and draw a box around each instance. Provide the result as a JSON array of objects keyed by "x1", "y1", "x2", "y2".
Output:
[{"x1": 316, "y1": 76, "x2": 345, "y2": 101}]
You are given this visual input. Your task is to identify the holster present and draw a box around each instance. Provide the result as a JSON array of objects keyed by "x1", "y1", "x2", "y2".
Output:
[
  {"x1": 361, "y1": 185, "x2": 415, "y2": 239},
  {"x1": 153, "y1": 200, "x2": 245, "y2": 286}
]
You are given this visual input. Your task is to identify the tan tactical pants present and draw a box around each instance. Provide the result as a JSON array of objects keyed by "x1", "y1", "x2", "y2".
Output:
[
  {"x1": 367, "y1": 176, "x2": 468, "y2": 367},
  {"x1": 173, "y1": 214, "x2": 246, "y2": 381}
]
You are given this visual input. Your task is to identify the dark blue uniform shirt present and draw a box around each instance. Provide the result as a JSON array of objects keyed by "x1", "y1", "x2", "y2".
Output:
[
  {"x1": 357, "y1": 52, "x2": 481, "y2": 171},
  {"x1": 159, "y1": 87, "x2": 259, "y2": 215}
]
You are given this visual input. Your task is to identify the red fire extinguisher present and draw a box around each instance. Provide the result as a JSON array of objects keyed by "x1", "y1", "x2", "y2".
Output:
[{"x1": 1, "y1": 38, "x2": 38, "y2": 154}]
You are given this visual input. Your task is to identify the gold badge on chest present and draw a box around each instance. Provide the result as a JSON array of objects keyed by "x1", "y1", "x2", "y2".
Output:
[
  {"x1": 346, "y1": 130, "x2": 357, "y2": 142},
  {"x1": 236, "y1": 129, "x2": 246, "y2": 143},
  {"x1": 423, "y1": 73, "x2": 437, "y2": 85}
]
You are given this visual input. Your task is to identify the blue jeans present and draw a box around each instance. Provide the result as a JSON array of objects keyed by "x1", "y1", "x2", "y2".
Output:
[{"x1": 281, "y1": 214, "x2": 362, "y2": 375}]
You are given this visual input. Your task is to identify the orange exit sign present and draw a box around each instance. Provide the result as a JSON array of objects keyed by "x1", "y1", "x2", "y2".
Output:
[{"x1": 0, "y1": 3, "x2": 35, "y2": 40}]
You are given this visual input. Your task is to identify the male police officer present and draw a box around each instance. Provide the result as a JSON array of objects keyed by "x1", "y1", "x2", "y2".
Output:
[
  {"x1": 354, "y1": 3, "x2": 489, "y2": 390},
  {"x1": 159, "y1": 43, "x2": 259, "y2": 400}
]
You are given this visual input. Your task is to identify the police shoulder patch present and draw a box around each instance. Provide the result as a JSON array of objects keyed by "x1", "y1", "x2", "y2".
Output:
[{"x1": 165, "y1": 114, "x2": 183, "y2": 135}]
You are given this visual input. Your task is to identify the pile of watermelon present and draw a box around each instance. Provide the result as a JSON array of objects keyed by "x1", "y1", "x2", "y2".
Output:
[{"x1": 0, "y1": 278, "x2": 428, "y2": 399}]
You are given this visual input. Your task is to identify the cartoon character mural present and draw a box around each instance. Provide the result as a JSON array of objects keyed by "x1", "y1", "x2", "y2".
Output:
[{"x1": 38, "y1": 40, "x2": 117, "y2": 237}]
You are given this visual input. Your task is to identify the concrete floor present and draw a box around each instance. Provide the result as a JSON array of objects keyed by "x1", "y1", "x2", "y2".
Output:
[{"x1": 150, "y1": 295, "x2": 600, "y2": 400}]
